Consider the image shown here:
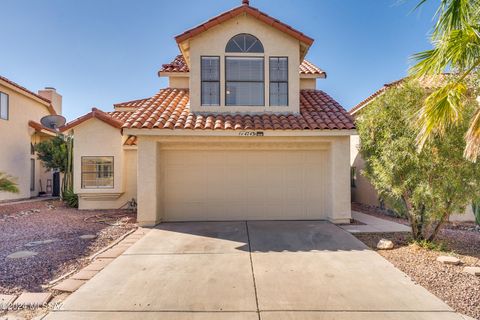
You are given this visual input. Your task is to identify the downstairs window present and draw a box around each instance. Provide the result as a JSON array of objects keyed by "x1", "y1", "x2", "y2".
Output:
[{"x1": 81, "y1": 157, "x2": 114, "y2": 189}]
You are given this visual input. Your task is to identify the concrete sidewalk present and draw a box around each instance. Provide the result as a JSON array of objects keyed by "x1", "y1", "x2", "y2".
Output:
[
  {"x1": 44, "y1": 221, "x2": 461, "y2": 320},
  {"x1": 340, "y1": 211, "x2": 411, "y2": 233}
]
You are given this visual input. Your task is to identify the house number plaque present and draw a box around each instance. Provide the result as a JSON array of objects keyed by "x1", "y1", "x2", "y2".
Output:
[{"x1": 239, "y1": 131, "x2": 264, "y2": 136}]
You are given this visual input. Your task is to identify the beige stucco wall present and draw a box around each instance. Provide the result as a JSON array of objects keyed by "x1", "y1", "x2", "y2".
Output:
[
  {"x1": 187, "y1": 13, "x2": 301, "y2": 114},
  {"x1": 350, "y1": 135, "x2": 476, "y2": 221},
  {"x1": 135, "y1": 134, "x2": 351, "y2": 226},
  {"x1": 300, "y1": 78, "x2": 317, "y2": 90},
  {"x1": 350, "y1": 135, "x2": 380, "y2": 206},
  {"x1": 72, "y1": 118, "x2": 137, "y2": 210},
  {"x1": 168, "y1": 76, "x2": 189, "y2": 89},
  {"x1": 0, "y1": 83, "x2": 54, "y2": 202}
]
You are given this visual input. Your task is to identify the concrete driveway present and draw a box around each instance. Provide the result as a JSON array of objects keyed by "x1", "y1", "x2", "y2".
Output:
[{"x1": 45, "y1": 221, "x2": 463, "y2": 319}]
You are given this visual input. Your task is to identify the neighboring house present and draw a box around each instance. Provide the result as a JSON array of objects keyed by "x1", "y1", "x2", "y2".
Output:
[
  {"x1": 0, "y1": 75, "x2": 62, "y2": 202},
  {"x1": 350, "y1": 78, "x2": 475, "y2": 222},
  {"x1": 62, "y1": 0, "x2": 356, "y2": 226}
]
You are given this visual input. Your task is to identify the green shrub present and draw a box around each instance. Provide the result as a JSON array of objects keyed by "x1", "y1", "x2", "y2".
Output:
[
  {"x1": 0, "y1": 172, "x2": 19, "y2": 193},
  {"x1": 62, "y1": 189, "x2": 78, "y2": 208},
  {"x1": 412, "y1": 239, "x2": 448, "y2": 252}
]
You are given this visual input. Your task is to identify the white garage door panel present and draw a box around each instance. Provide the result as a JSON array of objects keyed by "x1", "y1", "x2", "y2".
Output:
[{"x1": 162, "y1": 150, "x2": 328, "y2": 221}]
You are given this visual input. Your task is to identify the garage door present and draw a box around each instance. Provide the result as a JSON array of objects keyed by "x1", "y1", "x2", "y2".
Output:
[{"x1": 161, "y1": 149, "x2": 328, "y2": 221}]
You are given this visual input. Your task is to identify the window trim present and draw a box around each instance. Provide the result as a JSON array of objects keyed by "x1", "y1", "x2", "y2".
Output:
[
  {"x1": 81, "y1": 156, "x2": 115, "y2": 189},
  {"x1": 269, "y1": 56, "x2": 289, "y2": 107},
  {"x1": 0, "y1": 91, "x2": 9, "y2": 120},
  {"x1": 224, "y1": 56, "x2": 265, "y2": 107},
  {"x1": 225, "y1": 33, "x2": 264, "y2": 53},
  {"x1": 200, "y1": 56, "x2": 221, "y2": 107}
]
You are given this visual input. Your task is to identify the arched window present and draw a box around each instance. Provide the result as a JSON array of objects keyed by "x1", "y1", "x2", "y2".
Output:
[
  {"x1": 225, "y1": 34, "x2": 265, "y2": 106},
  {"x1": 225, "y1": 33, "x2": 264, "y2": 53}
]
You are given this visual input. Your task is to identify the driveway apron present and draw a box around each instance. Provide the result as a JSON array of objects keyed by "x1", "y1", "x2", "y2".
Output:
[{"x1": 44, "y1": 221, "x2": 463, "y2": 320}]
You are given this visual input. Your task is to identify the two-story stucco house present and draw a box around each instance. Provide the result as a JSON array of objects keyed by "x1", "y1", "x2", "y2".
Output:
[
  {"x1": 63, "y1": 0, "x2": 356, "y2": 226},
  {"x1": 0, "y1": 75, "x2": 62, "y2": 201}
]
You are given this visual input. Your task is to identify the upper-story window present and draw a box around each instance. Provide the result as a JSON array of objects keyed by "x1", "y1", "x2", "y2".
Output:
[
  {"x1": 201, "y1": 56, "x2": 220, "y2": 106},
  {"x1": 0, "y1": 92, "x2": 9, "y2": 120},
  {"x1": 225, "y1": 34, "x2": 264, "y2": 106},
  {"x1": 225, "y1": 33, "x2": 264, "y2": 53},
  {"x1": 269, "y1": 57, "x2": 289, "y2": 106}
]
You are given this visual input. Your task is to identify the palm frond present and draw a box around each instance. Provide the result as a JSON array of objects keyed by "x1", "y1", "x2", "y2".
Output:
[{"x1": 416, "y1": 81, "x2": 467, "y2": 150}]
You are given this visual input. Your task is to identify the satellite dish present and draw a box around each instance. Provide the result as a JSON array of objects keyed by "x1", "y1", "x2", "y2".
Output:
[{"x1": 40, "y1": 115, "x2": 66, "y2": 131}]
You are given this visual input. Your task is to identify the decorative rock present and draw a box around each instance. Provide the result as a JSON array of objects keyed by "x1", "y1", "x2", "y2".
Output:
[
  {"x1": 79, "y1": 234, "x2": 97, "y2": 240},
  {"x1": 376, "y1": 239, "x2": 394, "y2": 250},
  {"x1": 436, "y1": 256, "x2": 461, "y2": 265},
  {"x1": 25, "y1": 239, "x2": 58, "y2": 247},
  {"x1": 463, "y1": 266, "x2": 480, "y2": 276},
  {"x1": 6, "y1": 251, "x2": 38, "y2": 259},
  {"x1": 12, "y1": 292, "x2": 52, "y2": 308}
]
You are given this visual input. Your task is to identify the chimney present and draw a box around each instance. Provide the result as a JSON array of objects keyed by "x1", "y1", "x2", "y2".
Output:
[
  {"x1": 242, "y1": 0, "x2": 249, "y2": 5},
  {"x1": 38, "y1": 87, "x2": 62, "y2": 115}
]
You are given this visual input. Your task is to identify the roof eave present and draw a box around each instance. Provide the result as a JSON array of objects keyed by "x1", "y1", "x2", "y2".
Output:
[{"x1": 61, "y1": 108, "x2": 124, "y2": 132}]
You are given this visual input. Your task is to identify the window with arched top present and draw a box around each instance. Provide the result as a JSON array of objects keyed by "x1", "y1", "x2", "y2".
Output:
[
  {"x1": 225, "y1": 33, "x2": 264, "y2": 53},
  {"x1": 224, "y1": 34, "x2": 265, "y2": 106}
]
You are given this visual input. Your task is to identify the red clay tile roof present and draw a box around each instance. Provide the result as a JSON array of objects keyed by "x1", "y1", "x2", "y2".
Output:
[
  {"x1": 350, "y1": 79, "x2": 403, "y2": 115},
  {"x1": 0, "y1": 75, "x2": 57, "y2": 115},
  {"x1": 159, "y1": 55, "x2": 190, "y2": 74},
  {"x1": 113, "y1": 98, "x2": 150, "y2": 109},
  {"x1": 175, "y1": 3, "x2": 314, "y2": 46},
  {"x1": 122, "y1": 88, "x2": 354, "y2": 130},
  {"x1": 349, "y1": 75, "x2": 451, "y2": 115},
  {"x1": 108, "y1": 110, "x2": 135, "y2": 123},
  {"x1": 159, "y1": 55, "x2": 325, "y2": 76},
  {"x1": 299, "y1": 60, "x2": 326, "y2": 76},
  {"x1": 61, "y1": 108, "x2": 124, "y2": 132}
]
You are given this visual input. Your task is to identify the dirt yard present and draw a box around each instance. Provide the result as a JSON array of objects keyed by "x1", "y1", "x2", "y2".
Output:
[
  {"x1": 353, "y1": 205, "x2": 480, "y2": 319},
  {"x1": 0, "y1": 200, "x2": 137, "y2": 295}
]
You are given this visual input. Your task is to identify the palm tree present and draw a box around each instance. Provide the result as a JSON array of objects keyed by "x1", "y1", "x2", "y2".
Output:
[
  {"x1": 0, "y1": 172, "x2": 19, "y2": 193},
  {"x1": 410, "y1": 0, "x2": 480, "y2": 161}
]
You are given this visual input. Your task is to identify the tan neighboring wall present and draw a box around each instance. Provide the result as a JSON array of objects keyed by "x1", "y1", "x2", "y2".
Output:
[
  {"x1": 0, "y1": 82, "x2": 56, "y2": 202},
  {"x1": 71, "y1": 118, "x2": 137, "y2": 209},
  {"x1": 187, "y1": 13, "x2": 301, "y2": 114},
  {"x1": 350, "y1": 135, "x2": 476, "y2": 222}
]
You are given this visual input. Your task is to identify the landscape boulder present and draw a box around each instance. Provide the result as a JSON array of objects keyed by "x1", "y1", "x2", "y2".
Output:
[
  {"x1": 377, "y1": 239, "x2": 394, "y2": 250},
  {"x1": 436, "y1": 256, "x2": 461, "y2": 265}
]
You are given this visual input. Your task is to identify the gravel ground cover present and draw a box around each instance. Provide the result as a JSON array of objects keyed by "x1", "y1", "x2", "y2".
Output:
[
  {"x1": 0, "y1": 200, "x2": 137, "y2": 295},
  {"x1": 353, "y1": 204, "x2": 480, "y2": 319}
]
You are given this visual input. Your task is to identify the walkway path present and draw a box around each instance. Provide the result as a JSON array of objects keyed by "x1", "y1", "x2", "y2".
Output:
[{"x1": 340, "y1": 211, "x2": 411, "y2": 233}]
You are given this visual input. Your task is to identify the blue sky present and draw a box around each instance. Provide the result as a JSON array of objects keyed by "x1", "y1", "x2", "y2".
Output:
[{"x1": 0, "y1": 0, "x2": 438, "y2": 120}]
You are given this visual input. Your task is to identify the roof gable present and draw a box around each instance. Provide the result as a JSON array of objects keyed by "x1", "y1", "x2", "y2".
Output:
[
  {"x1": 175, "y1": 3, "x2": 314, "y2": 47},
  {"x1": 61, "y1": 108, "x2": 124, "y2": 132},
  {"x1": 0, "y1": 75, "x2": 57, "y2": 115}
]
